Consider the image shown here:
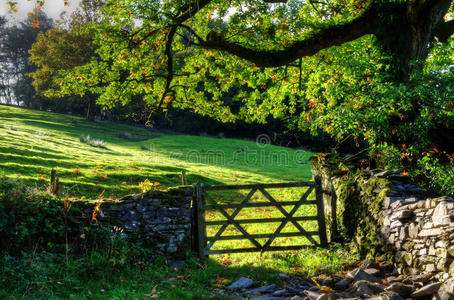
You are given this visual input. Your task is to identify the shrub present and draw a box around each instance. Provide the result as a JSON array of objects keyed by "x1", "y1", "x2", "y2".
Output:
[
  {"x1": 80, "y1": 134, "x2": 107, "y2": 148},
  {"x1": 373, "y1": 143, "x2": 401, "y2": 170},
  {"x1": 0, "y1": 177, "x2": 82, "y2": 253},
  {"x1": 415, "y1": 156, "x2": 454, "y2": 197}
]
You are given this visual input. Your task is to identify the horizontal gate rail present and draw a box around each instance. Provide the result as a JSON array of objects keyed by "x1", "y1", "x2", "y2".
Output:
[
  {"x1": 203, "y1": 181, "x2": 314, "y2": 191},
  {"x1": 206, "y1": 231, "x2": 320, "y2": 241},
  {"x1": 195, "y1": 179, "x2": 327, "y2": 257},
  {"x1": 204, "y1": 200, "x2": 317, "y2": 210},
  {"x1": 205, "y1": 216, "x2": 318, "y2": 225},
  {"x1": 205, "y1": 245, "x2": 319, "y2": 255}
]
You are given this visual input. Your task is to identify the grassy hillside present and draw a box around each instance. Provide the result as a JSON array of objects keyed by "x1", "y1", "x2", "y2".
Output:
[
  {"x1": 0, "y1": 105, "x2": 356, "y2": 299},
  {"x1": 0, "y1": 104, "x2": 319, "y2": 251},
  {"x1": 0, "y1": 105, "x2": 312, "y2": 200}
]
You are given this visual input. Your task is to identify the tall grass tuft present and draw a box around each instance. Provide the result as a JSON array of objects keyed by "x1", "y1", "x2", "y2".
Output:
[{"x1": 80, "y1": 134, "x2": 107, "y2": 149}]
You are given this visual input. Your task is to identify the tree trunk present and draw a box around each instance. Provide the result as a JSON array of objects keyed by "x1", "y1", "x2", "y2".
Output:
[
  {"x1": 85, "y1": 96, "x2": 96, "y2": 121},
  {"x1": 376, "y1": 0, "x2": 452, "y2": 81}
]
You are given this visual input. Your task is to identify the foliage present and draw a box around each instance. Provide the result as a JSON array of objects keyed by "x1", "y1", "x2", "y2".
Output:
[
  {"x1": 0, "y1": 176, "x2": 80, "y2": 253},
  {"x1": 138, "y1": 179, "x2": 160, "y2": 193},
  {"x1": 415, "y1": 156, "x2": 454, "y2": 197},
  {"x1": 0, "y1": 9, "x2": 52, "y2": 107},
  {"x1": 28, "y1": 3, "x2": 101, "y2": 119},
  {"x1": 32, "y1": 1, "x2": 451, "y2": 174},
  {"x1": 0, "y1": 245, "x2": 357, "y2": 299}
]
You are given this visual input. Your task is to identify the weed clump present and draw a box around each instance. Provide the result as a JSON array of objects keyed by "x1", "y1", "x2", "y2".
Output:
[{"x1": 80, "y1": 134, "x2": 107, "y2": 148}]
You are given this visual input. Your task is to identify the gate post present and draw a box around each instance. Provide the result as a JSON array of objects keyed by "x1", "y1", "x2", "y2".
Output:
[
  {"x1": 193, "y1": 182, "x2": 207, "y2": 259},
  {"x1": 315, "y1": 176, "x2": 328, "y2": 247}
]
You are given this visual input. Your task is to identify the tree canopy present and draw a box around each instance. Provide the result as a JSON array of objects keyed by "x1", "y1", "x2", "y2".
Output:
[{"x1": 20, "y1": 0, "x2": 454, "y2": 176}]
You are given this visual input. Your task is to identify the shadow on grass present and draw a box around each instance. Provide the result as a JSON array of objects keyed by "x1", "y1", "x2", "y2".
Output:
[{"x1": 0, "y1": 247, "x2": 355, "y2": 300}]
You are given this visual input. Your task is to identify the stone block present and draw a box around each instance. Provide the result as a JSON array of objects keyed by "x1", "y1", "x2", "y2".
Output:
[
  {"x1": 434, "y1": 202, "x2": 453, "y2": 227},
  {"x1": 136, "y1": 203, "x2": 148, "y2": 213},
  {"x1": 404, "y1": 196, "x2": 419, "y2": 203},
  {"x1": 391, "y1": 200, "x2": 404, "y2": 209},
  {"x1": 388, "y1": 233, "x2": 396, "y2": 244},
  {"x1": 124, "y1": 221, "x2": 140, "y2": 231},
  {"x1": 424, "y1": 264, "x2": 436, "y2": 273},
  {"x1": 419, "y1": 228, "x2": 442, "y2": 237},
  {"x1": 423, "y1": 222, "x2": 434, "y2": 229},
  {"x1": 409, "y1": 223, "x2": 419, "y2": 238},
  {"x1": 413, "y1": 241, "x2": 425, "y2": 249},
  {"x1": 392, "y1": 210, "x2": 414, "y2": 222},
  {"x1": 434, "y1": 196, "x2": 454, "y2": 203},
  {"x1": 437, "y1": 248, "x2": 449, "y2": 259},
  {"x1": 145, "y1": 198, "x2": 162, "y2": 206},
  {"x1": 391, "y1": 220, "x2": 404, "y2": 230},
  {"x1": 448, "y1": 246, "x2": 454, "y2": 257},
  {"x1": 121, "y1": 210, "x2": 141, "y2": 221},
  {"x1": 436, "y1": 240, "x2": 449, "y2": 248},
  {"x1": 430, "y1": 245, "x2": 437, "y2": 255},
  {"x1": 437, "y1": 258, "x2": 452, "y2": 272}
]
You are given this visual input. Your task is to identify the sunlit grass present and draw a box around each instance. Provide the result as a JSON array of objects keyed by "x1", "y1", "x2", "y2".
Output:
[
  {"x1": 0, "y1": 105, "x2": 359, "y2": 299},
  {"x1": 0, "y1": 105, "x2": 312, "y2": 200}
]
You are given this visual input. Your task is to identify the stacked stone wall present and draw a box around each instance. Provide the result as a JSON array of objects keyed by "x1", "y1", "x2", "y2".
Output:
[
  {"x1": 75, "y1": 186, "x2": 195, "y2": 258},
  {"x1": 311, "y1": 156, "x2": 454, "y2": 280}
]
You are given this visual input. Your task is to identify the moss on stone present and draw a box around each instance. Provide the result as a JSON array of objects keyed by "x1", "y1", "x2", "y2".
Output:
[{"x1": 311, "y1": 156, "x2": 395, "y2": 260}]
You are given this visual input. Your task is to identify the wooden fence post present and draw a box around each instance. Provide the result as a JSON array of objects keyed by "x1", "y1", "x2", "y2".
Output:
[
  {"x1": 193, "y1": 182, "x2": 207, "y2": 259},
  {"x1": 50, "y1": 168, "x2": 61, "y2": 197},
  {"x1": 315, "y1": 176, "x2": 328, "y2": 247},
  {"x1": 181, "y1": 170, "x2": 187, "y2": 185}
]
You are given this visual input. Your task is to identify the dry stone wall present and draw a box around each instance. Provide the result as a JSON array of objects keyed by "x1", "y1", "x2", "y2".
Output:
[
  {"x1": 381, "y1": 195, "x2": 454, "y2": 280},
  {"x1": 76, "y1": 186, "x2": 195, "y2": 258},
  {"x1": 311, "y1": 156, "x2": 454, "y2": 281}
]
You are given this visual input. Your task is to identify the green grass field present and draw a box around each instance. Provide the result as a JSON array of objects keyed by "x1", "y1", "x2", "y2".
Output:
[
  {"x1": 0, "y1": 105, "x2": 356, "y2": 299},
  {"x1": 0, "y1": 105, "x2": 312, "y2": 199}
]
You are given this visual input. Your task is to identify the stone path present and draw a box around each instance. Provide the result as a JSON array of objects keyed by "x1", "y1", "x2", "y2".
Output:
[{"x1": 216, "y1": 260, "x2": 454, "y2": 300}]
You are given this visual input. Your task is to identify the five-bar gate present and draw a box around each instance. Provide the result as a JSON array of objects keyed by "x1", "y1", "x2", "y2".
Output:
[{"x1": 194, "y1": 178, "x2": 327, "y2": 257}]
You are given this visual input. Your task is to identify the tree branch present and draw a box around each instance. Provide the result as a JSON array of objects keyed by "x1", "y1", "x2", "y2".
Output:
[
  {"x1": 197, "y1": 7, "x2": 378, "y2": 67},
  {"x1": 174, "y1": 0, "x2": 213, "y2": 24},
  {"x1": 146, "y1": 0, "x2": 214, "y2": 124}
]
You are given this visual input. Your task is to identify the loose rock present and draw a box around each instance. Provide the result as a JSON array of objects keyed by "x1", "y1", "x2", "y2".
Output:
[
  {"x1": 411, "y1": 282, "x2": 442, "y2": 297},
  {"x1": 248, "y1": 284, "x2": 279, "y2": 296},
  {"x1": 226, "y1": 277, "x2": 254, "y2": 290},
  {"x1": 385, "y1": 282, "x2": 414, "y2": 297},
  {"x1": 335, "y1": 279, "x2": 351, "y2": 290}
]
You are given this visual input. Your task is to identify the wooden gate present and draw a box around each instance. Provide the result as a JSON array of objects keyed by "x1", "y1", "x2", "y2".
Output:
[{"x1": 194, "y1": 178, "x2": 327, "y2": 257}]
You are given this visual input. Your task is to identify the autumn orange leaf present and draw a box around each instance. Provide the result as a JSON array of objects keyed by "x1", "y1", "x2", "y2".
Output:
[{"x1": 30, "y1": 19, "x2": 40, "y2": 28}]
